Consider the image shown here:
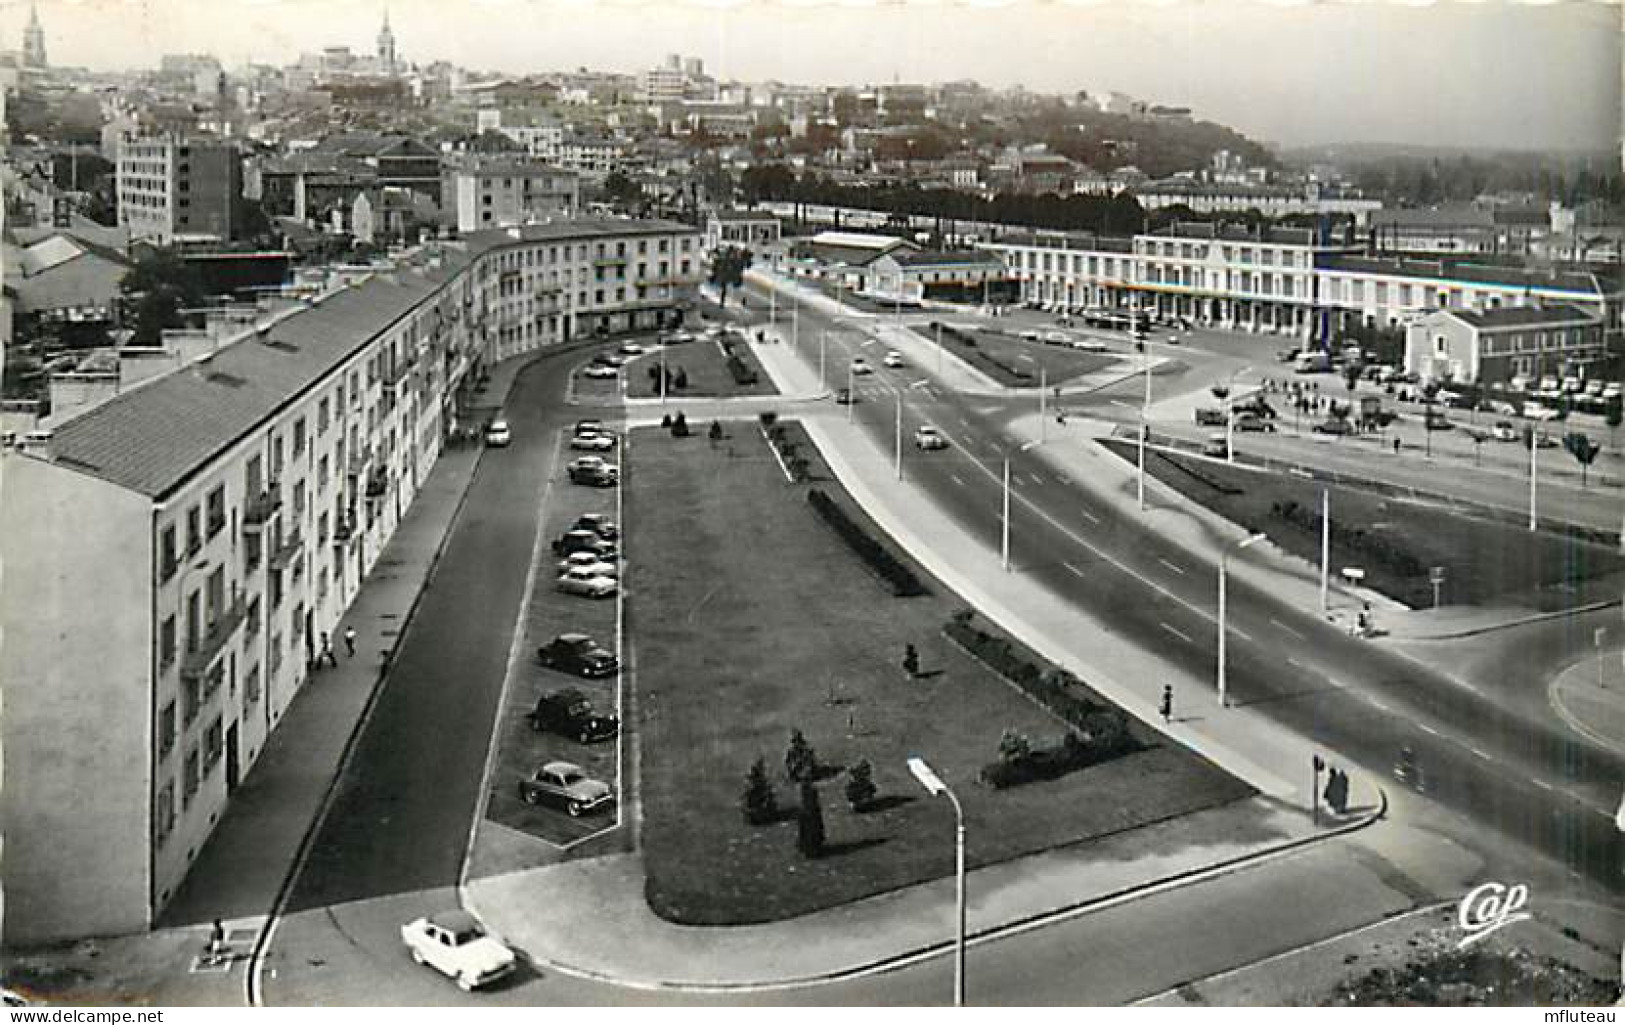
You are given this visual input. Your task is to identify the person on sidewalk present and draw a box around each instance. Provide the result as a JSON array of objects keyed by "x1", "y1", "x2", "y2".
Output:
[
  {"x1": 343, "y1": 625, "x2": 357, "y2": 658},
  {"x1": 902, "y1": 643, "x2": 919, "y2": 679},
  {"x1": 319, "y1": 632, "x2": 338, "y2": 669},
  {"x1": 207, "y1": 919, "x2": 226, "y2": 960},
  {"x1": 1159, "y1": 685, "x2": 1174, "y2": 724}
]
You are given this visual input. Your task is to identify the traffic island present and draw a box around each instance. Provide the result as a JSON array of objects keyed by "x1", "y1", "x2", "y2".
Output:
[{"x1": 624, "y1": 331, "x2": 778, "y2": 400}]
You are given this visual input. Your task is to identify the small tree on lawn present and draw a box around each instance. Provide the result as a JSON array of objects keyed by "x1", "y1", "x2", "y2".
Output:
[
  {"x1": 785, "y1": 728, "x2": 818, "y2": 783},
  {"x1": 708, "y1": 420, "x2": 724, "y2": 443},
  {"x1": 1210, "y1": 383, "x2": 1231, "y2": 404},
  {"x1": 670, "y1": 411, "x2": 690, "y2": 437},
  {"x1": 1605, "y1": 396, "x2": 1622, "y2": 450},
  {"x1": 673, "y1": 366, "x2": 689, "y2": 390},
  {"x1": 1563, "y1": 432, "x2": 1602, "y2": 487},
  {"x1": 742, "y1": 757, "x2": 777, "y2": 825},
  {"x1": 998, "y1": 727, "x2": 1032, "y2": 764},
  {"x1": 845, "y1": 758, "x2": 877, "y2": 811},
  {"x1": 796, "y1": 781, "x2": 825, "y2": 858}
]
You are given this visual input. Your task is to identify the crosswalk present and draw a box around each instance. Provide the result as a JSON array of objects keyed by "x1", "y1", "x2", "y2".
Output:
[{"x1": 843, "y1": 379, "x2": 948, "y2": 400}]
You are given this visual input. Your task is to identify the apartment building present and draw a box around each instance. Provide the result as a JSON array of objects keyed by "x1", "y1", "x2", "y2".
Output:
[
  {"x1": 446, "y1": 160, "x2": 580, "y2": 233},
  {"x1": 0, "y1": 217, "x2": 702, "y2": 943},
  {"x1": 117, "y1": 136, "x2": 243, "y2": 244}
]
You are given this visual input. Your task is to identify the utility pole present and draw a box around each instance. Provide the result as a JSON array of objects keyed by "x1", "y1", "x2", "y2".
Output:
[
  {"x1": 1320, "y1": 487, "x2": 1330, "y2": 612},
  {"x1": 1529, "y1": 430, "x2": 1538, "y2": 531}
]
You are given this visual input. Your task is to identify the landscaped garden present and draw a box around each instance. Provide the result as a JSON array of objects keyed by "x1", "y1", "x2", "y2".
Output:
[
  {"x1": 625, "y1": 418, "x2": 1254, "y2": 925},
  {"x1": 1101, "y1": 439, "x2": 1625, "y2": 611},
  {"x1": 623, "y1": 331, "x2": 777, "y2": 399},
  {"x1": 910, "y1": 322, "x2": 1118, "y2": 388}
]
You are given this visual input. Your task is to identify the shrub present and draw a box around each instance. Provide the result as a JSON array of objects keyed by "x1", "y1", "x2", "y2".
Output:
[
  {"x1": 980, "y1": 726, "x2": 1131, "y2": 789},
  {"x1": 998, "y1": 728, "x2": 1032, "y2": 764},
  {"x1": 742, "y1": 757, "x2": 777, "y2": 825},
  {"x1": 796, "y1": 782, "x2": 825, "y2": 858},
  {"x1": 708, "y1": 420, "x2": 724, "y2": 441},
  {"x1": 805, "y1": 489, "x2": 928, "y2": 597},
  {"x1": 787, "y1": 455, "x2": 810, "y2": 482},
  {"x1": 845, "y1": 759, "x2": 877, "y2": 811},
  {"x1": 674, "y1": 367, "x2": 689, "y2": 390},
  {"x1": 660, "y1": 413, "x2": 673, "y2": 428},
  {"x1": 759, "y1": 411, "x2": 778, "y2": 428},
  {"x1": 726, "y1": 353, "x2": 759, "y2": 385},
  {"x1": 670, "y1": 412, "x2": 690, "y2": 437},
  {"x1": 785, "y1": 729, "x2": 818, "y2": 783}
]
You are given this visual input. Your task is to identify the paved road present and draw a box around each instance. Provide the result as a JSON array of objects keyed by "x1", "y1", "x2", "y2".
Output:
[{"x1": 768, "y1": 289, "x2": 1625, "y2": 894}]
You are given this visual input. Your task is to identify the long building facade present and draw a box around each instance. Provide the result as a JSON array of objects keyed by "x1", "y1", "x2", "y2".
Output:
[
  {"x1": 980, "y1": 222, "x2": 1622, "y2": 357},
  {"x1": 0, "y1": 217, "x2": 701, "y2": 944}
]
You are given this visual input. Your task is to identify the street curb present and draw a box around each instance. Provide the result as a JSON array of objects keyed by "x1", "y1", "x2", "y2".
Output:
[
  {"x1": 245, "y1": 357, "x2": 533, "y2": 1007},
  {"x1": 1379, "y1": 599, "x2": 1622, "y2": 642},
  {"x1": 481, "y1": 790, "x2": 1386, "y2": 994}
]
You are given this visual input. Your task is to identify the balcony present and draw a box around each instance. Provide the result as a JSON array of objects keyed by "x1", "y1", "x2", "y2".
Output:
[
  {"x1": 332, "y1": 516, "x2": 355, "y2": 545},
  {"x1": 268, "y1": 528, "x2": 304, "y2": 571},
  {"x1": 242, "y1": 487, "x2": 283, "y2": 531},
  {"x1": 180, "y1": 595, "x2": 247, "y2": 681},
  {"x1": 364, "y1": 469, "x2": 389, "y2": 499}
]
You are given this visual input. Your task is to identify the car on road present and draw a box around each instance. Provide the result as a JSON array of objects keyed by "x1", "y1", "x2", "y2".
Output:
[
  {"x1": 618, "y1": 341, "x2": 646, "y2": 356},
  {"x1": 518, "y1": 761, "x2": 614, "y2": 817},
  {"x1": 1233, "y1": 412, "x2": 1275, "y2": 433},
  {"x1": 573, "y1": 513, "x2": 619, "y2": 540},
  {"x1": 537, "y1": 633, "x2": 619, "y2": 678},
  {"x1": 1424, "y1": 411, "x2": 1453, "y2": 431},
  {"x1": 582, "y1": 364, "x2": 618, "y2": 380},
  {"x1": 483, "y1": 419, "x2": 511, "y2": 448},
  {"x1": 883, "y1": 350, "x2": 905, "y2": 368},
  {"x1": 914, "y1": 425, "x2": 949, "y2": 450},
  {"x1": 850, "y1": 358, "x2": 873, "y2": 376},
  {"x1": 570, "y1": 432, "x2": 617, "y2": 452},
  {"x1": 1312, "y1": 418, "x2": 1355, "y2": 436},
  {"x1": 834, "y1": 387, "x2": 854, "y2": 405},
  {"x1": 592, "y1": 352, "x2": 630, "y2": 368},
  {"x1": 1533, "y1": 431, "x2": 1560, "y2": 449},
  {"x1": 1194, "y1": 407, "x2": 1228, "y2": 427},
  {"x1": 1070, "y1": 338, "x2": 1110, "y2": 352},
  {"x1": 1019, "y1": 330, "x2": 1042, "y2": 342},
  {"x1": 1201, "y1": 434, "x2": 1230, "y2": 458},
  {"x1": 559, "y1": 551, "x2": 618, "y2": 578},
  {"x1": 1043, "y1": 330, "x2": 1070, "y2": 345},
  {"x1": 1492, "y1": 420, "x2": 1520, "y2": 442},
  {"x1": 528, "y1": 689, "x2": 619, "y2": 743},
  {"x1": 556, "y1": 565, "x2": 617, "y2": 599},
  {"x1": 401, "y1": 911, "x2": 516, "y2": 991}
]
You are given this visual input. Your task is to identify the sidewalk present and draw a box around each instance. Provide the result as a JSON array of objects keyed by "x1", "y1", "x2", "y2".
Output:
[{"x1": 0, "y1": 355, "x2": 536, "y2": 1004}]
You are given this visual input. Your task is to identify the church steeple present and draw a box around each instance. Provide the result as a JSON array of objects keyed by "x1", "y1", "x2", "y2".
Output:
[
  {"x1": 376, "y1": 8, "x2": 397, "y2": 74},
  {"x1": 22, "y1": 3, "x2": 47, "y2": 69}
]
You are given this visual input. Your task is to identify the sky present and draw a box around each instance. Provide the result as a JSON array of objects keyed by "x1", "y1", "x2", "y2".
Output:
[{"x1": 7, "y1": 0, "x2": 1621, "y2": 151}]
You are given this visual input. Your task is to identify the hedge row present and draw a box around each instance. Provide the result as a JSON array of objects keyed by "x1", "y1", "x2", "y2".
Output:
[
  {"x1": 805, "y1": 489, "x2": 927, "y2": 597},
  {"x1": 981, "y1": 724, "x2": 1134, "y2": 789}
]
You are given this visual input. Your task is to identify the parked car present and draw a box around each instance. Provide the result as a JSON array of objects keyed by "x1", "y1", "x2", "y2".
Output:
[
  {"x1": 1201, "y1": 434, "x2": 1230, "y2": 458},
  {"x1": 517, "y1": 761, "x2": 614, "y2": 817},
  {"x1": 1233, "y1": 412, "x2": 1276, "y2": 433},
  {"x1": 883, "y1": 350, "x2": 905, "y2": 368},
  {"x1": 570, "y1": 432, "x2": 617, "y2": 452},
  {"x1": 559, "y1": 551, "x2": 618, "y2": 578},
  {"x1": 1424, "y1": 411, "x2": 1454, "y2": 431},
  {"x1": 574, "y1": 419, "x2": 604, "y2": 436},
  {"x1": 1019, "y1": 330, "x2": 1042, "y2": 342},
  {"x1": 834, "y1": 387, "x2": 854, "y2": 405},
  {"x1": 1070, "y1": 338, "x2": 1110, "y2": 352},
  {"x1": 568, "y1": 455, "x2": 610, "y2": 474},
  {"x1": 528, "y1": 688, "x2": 619, "y2": 743},
  {"x1": 557, "y1": 566, "x2": 617, "y2": 599},
  {"x1": 1043, "y1": 330, "x2": 1070, "y2": 345},
  {"x1": 536, "y1": 633, "x2": 619, "y2": 678},
  {"x1": 850, "y1": 358, "x2": 873, "y2": 376},
  {"x1": 484, "y1": 419, "x2": 511, "y2": 447},
  {"x1": 914, "y1": 425, "x2": 949, "y2": 450},
  {"x1": 592, "y1": 352, "x2": 630, "y2": 368},
  {"x1": 573, "y1": 513, "x2": 619, "y2": 540},
  {"x1": 553, "y1": 529, "x2": 615, "y2": 558},
  {"x1": 618, "y1": 341, "x2": 646, "y2": 356},
  {"x1": 401, "y1": 911, "x2": 516, "y2": 992},
  {"x1": 1313, "y1": 418, "x2": 1355, "y2": 436},
  {"x1": 583, "y1": 364, "x2": 618, "y2": 380},
  {"x1": 569, "y1": 463, "x2": 619, "y2": 487},
  {"x1": 1194, "y1": 407, "x2": 1228, "y2": 427},
  {"x1": 1492, "y1": 420, "x2": 1520, "y2": 442}
]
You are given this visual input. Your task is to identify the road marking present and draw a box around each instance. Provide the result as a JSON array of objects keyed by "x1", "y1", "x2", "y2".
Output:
[
  {"x1": 1062, "y1": 561, "x2": 1086, "y2": 578},
  {"x1": 1531, "y1": 778, "x2": 1555, "y2": 792},
  {"x1": 1029, "y1": 472, "x2": 1046, "y2": 485},
  {"x1": 1078, "y1": 508, "x2": 1100, "y2": 525},
  {"x1": 1470, "y1": 747, "x2": 1492, "y2": 761},
  {"x1": 1158, "y1": 558, "x2": 1186, "y2": 575},
  {"x1": 1366, "y1": 696, "x2": 1391, "y2": 712},
  {"x1": 1271, "y1": 618, "x2": 1304, "y2": 639},
  {"x1": 1286, "y1": 657, "x2": 1303, "y2": 668},
  {"x1": 1232, "y1": 628, "x2": 1255, "y2": 643},
  {"x1": 1161, "y1": 622, "x2": 1194, "y2": 644},
  {"x1": 1418, "y1": 723, "x2": 1440, "y2": 736},
  {"x1": 949, "y1": 474, "x2": 967, "y2": 487}
]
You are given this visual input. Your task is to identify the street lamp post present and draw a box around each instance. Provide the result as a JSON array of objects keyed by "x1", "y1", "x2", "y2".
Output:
[
  {"x1": 894, "y1": 390, "x2": 903, "y2": 481},
  {"x1": 1528, "y1": 422, "x2": 1539, "y2": 531},
  {"x1": 1038, "y1": 365, "x2": 1048, "y2": 442},
  {"x1": 818, "y1": 330, "x2": 827, "y2": 389},
  {"x1": 1002, "y1": 439, "x2": 1042, "y2": 572},
  {"x1": 907, "y1": 757, "x2": 966, "y2": 1008},
  {"x1": 847, "y1": 360, "x2": 855, "y2": 424},
  {"x1": 935, "y1": 320, "x2": 944, "y2": 376},
  {"x1": 1139, "y1": 339, "x2": 1153, "y2": 511},
  {"x1": 1218, "y1": 533, "x2": 1267, "y2": 707}
]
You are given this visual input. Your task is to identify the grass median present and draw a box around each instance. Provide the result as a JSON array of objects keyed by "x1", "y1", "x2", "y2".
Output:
[
  {"x1": 911, "y1": 323, "x2": 1117, "y2": 388},
  {"x1": 627, "y1": 418, "x2": 1253, "y2": 925},
  {"x1": 623, "y1": 335, "x2": 777, "y2": 399}
]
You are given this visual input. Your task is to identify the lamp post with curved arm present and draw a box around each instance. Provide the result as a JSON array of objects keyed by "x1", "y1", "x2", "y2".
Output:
[
  {"x1": 1218, "y1": 533, "x2": 1266, "y2": 707},
  {"x1": 908, "y1": 757, "x2": 965, "y2": 1008}
]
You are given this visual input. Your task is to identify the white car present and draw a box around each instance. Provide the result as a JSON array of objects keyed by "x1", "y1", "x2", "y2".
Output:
[
  {"x1": 568, "y1": 455, "x2": 610, "y2": 473},
  {"x1": 583, "y1": 364, "x2": 619, "y2": 380},
  {"x1": 914, "y1": 425, "x2": 949, "y2": 450},
  {"x1": 1043, "y1": 330, "x2": 1070, "y2": 345},
  {"x1": 1070, "y1": 339, "x2": 1110, "y2": 352},
  {"x1": 570, "y1": 432, "x2": 617, "y2": 452},
  {"x1": 484, "y1": 420, "x2": 511, "y2": 448},
  {"x1": 401, "y1": 911, "x2": 516, "y2": 992},
  {"x1": 883, "y1": 351, "x2": 904, "y2": 369},
  {"x1": 556, "y1": 566, "x2": 617, "y2": 599},
  {"x1": 559, "y1": 551, "x2": 619, "y2": 578},
  {"x1": 851, "y1": 358, "x2": 873, "y2": 376},
  {"x1": 618, "y1": 341, "x2": 646, "y2": 355}
]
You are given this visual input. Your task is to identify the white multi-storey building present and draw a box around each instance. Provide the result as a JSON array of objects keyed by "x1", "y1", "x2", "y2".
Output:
[
  {"x1": 446, "y1": 160, "x2": 580, "y2": 232},
  {"x1": 0, "y1": 217, "x2": 702, "y2": 944},
  {"x1": 117, "y1": 136, "x2": 243, "y2": 244}
]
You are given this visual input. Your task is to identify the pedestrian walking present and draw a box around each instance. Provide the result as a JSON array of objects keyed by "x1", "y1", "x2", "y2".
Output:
[
  {"x1": 1159, "y1": 685, "x2": 1173, "y2": 724},
  {"x1": 319, "y1": 632, "x2": 338, "y2": 669},
  {"x1": 343, "y1": 625, "x2": 357, "y2": 658},
  {"x1": 207, "y1": 919, "x2": 226, "y2": 959},
  {"x1": 902, "y1": 643, "x2": 919, "y2": 679},
  {"x1": 1393, "y1": 437, "x2": 1402, "y2": 456}
]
